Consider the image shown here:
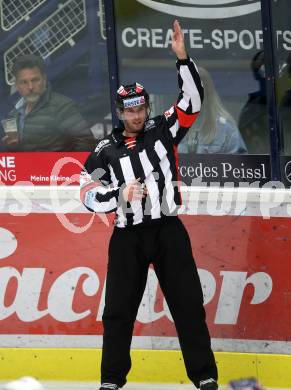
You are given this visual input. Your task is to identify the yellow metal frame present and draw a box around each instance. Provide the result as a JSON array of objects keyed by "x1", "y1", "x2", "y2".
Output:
[{"x1": 0, "y1": 349, "x2": 290, "y2": 388}]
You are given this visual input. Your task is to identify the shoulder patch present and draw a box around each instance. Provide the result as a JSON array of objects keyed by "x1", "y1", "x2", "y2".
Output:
[
  {"x1": 95, "y1": 139, "x2": 110, "y2": 155},
  {"x1": 144, "y1": 119, "x2": 155, "y2": 132}
]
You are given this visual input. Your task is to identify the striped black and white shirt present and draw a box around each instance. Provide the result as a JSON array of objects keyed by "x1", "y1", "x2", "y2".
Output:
[{"x1": 80, "y1": 56, "x2": 203, "y2": 228}]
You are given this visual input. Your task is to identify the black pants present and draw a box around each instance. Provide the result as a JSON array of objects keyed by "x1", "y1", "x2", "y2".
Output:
[{"x1": 101, "y1": 217, "x2": 218, "y2": 388}]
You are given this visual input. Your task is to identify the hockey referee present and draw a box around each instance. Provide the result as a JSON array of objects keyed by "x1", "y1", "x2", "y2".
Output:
[{"x1": 80, "y1": 20, "x2": 218, "y2": 390}]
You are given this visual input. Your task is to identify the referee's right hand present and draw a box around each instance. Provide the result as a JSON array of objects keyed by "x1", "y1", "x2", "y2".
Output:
[{"x1": 122, "y1": 178, "x2": 147, "y2": 202}]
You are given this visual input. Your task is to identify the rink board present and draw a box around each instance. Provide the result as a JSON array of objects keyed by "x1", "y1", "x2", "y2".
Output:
[
  {"x1": 0, "y1": 180, "x2": 291, "y2": 387},
  {"x1": 0, "y1": 348, "x2": 291, "y2": 388}
]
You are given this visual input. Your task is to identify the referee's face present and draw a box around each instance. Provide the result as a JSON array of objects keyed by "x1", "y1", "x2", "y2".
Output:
[{"x1": 123, "y1": 105, "x2": 147, "y2": 136}]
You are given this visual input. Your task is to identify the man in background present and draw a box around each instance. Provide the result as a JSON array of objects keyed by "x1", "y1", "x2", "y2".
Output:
[{"x1": 1, "y1": 54, "x2": 95, "y2": 151}]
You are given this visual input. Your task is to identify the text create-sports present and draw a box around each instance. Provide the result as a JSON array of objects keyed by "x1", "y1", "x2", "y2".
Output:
[{"x1": 122, "y1": 27, "x2": 291, "y2": 51}]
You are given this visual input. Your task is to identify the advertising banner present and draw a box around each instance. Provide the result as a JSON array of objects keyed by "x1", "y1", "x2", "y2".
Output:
[
  {"x1": 116, "y1": 1, "x2": 291, "y2": 66},
  {"x1": 0, "y1": 152, "x2": 273, "y2": 186},
  {"x1": 179, "y1": 154, "x2": 271, "y2": 186},
  {"x1": 0, "y1": 213, "x2": 290, "y2": 343},
  {"x1": 1, "y1": 1, "x2": 291, "y2": 183},
  {"x1": 0, "y1": 152, "x2": 89, "y2": 186},
  {"x1": 117, "y1": 1, "x2": 264, "y2": 61}
]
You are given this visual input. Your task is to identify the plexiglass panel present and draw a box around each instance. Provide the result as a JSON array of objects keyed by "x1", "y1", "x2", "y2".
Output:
[{"x1": 114, "y1": 0, "x2": 269, "y2": 155}]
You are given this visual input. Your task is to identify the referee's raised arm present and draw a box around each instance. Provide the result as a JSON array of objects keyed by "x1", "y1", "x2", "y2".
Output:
[{"x1": 164, "y1": 20, "x2": 204, "y2": 144}]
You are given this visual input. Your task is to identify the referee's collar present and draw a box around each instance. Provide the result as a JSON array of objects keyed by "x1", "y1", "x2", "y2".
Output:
[{"x1": 112, "y1": 127, "x2": 144, "y2": 147}]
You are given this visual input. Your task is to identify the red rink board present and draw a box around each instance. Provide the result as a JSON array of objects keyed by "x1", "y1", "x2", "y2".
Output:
[{"x1": 0, "y1": 213, "x2": 290, "y2": 341}]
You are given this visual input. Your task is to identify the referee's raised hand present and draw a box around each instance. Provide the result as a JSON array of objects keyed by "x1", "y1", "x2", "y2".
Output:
[{"x1": 172, "y1": 19, "x2": 187, "y2": 60}]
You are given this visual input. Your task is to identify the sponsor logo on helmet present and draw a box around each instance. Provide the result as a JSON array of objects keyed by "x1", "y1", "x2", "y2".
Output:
[
  {"x1": 135, "y1": 82, "x2": 144, "y2": 93},
  {"x1": 117, "y1": 85, "x2": 128, "y2": 97},
  {"x1": 136, "y1": 0, "x2": 261, "y2": 19},
  {"x1": 123, "y1": 96, "x2": 146, "y2": 108}
]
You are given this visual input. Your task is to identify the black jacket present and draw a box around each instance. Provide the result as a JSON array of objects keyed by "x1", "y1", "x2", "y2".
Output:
[{"x1": 6, "y1": 86, "x2": 95, "y2": 152}]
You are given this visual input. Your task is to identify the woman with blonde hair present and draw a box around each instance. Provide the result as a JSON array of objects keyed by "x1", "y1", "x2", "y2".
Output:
[{"x1": 179, "y1": 67, "x2": 247, "y2": 154}]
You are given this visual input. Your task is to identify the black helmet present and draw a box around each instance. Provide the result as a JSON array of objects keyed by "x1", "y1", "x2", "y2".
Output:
[{"x1": 116, "y1": 82, "x2": 149, "y2": 111}]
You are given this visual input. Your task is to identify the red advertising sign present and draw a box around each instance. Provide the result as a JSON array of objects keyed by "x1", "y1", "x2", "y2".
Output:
[
  {"x1": 0, "y1": 153, "x2": 89, "y2": 186},
  {"x1": 0, "y1": 213, "x2": 290, "y2": 341}
]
